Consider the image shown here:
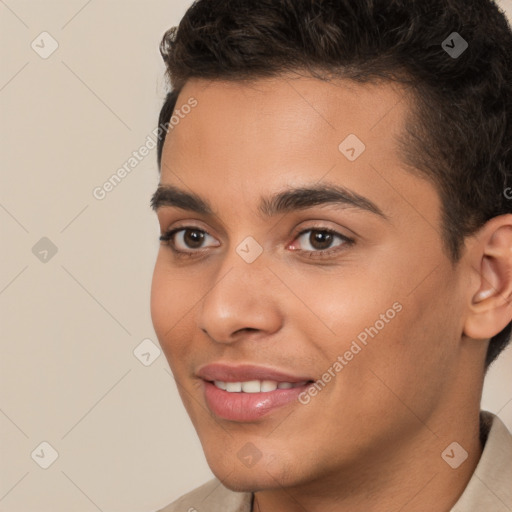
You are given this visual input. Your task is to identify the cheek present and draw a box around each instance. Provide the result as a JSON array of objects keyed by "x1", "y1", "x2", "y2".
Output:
[
  {"x1": 310, "y1": 254, "x2": 459, "y2": 394},
  {"x1": 150, "y1": 260, "x2": 171, "y2": 340},
  {"x1": 296, "y1": 267, "x2": 402, "y2": 351},
  {"x1": 353, "y1": 268, "x2": 462, "y2": 412},
  {"x1": 150, "y1": 258, "x2": 193, "y2": 361}
]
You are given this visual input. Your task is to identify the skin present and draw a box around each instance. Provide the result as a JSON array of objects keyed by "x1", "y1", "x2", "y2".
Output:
[{"x1": 150, "y1": 74, "x2": 512, "y2": 512}]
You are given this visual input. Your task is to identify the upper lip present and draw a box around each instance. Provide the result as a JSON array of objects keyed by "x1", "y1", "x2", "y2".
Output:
[{"x1": 196, "y1": 363, "x2": 313, "y2": 383}]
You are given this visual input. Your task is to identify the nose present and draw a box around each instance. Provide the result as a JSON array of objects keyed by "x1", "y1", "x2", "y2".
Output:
[{"x1": 197, "y1": 254, "x2": 283, "y2": 344}]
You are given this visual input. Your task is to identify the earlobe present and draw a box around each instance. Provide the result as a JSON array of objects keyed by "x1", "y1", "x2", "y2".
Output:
[{"x1": 464, "y1": 217, "x2": 512, "y2": 340}]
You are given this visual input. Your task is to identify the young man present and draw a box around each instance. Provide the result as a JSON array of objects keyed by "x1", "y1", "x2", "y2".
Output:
[{"x1": 150, "y1": 1, "x2": 512, "y2": 510}]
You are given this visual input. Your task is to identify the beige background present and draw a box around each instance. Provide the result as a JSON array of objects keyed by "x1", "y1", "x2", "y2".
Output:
[{"x1": 0, "y1": 1, "x2": 511, "y2": 510}]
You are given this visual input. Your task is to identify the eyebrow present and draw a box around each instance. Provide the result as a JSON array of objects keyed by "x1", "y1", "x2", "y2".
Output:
[{"x1": 150, "y1": 183, "x2": 388, "y2": 220}]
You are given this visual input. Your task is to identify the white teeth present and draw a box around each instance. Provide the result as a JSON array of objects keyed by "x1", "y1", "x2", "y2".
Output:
[
  {"x1": 226, "y1": 382, "x2": 242, "y2": 392},
  {"x1": 241, "y1": 380, "x2": 262, "y2": 393},
  {"x1": 214, "y1": 380, "x2": 227, "y2": 390},
  {"x1": 213, "y1": 380, "x2": 306, "y2": 392},
  {"x1": 260, "y1": 380, "x2": 278, "y2": 392}
]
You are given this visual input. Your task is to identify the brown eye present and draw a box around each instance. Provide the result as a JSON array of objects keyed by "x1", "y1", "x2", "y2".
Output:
[
  {"x1": 180, "y1": 229, "x2": 206, "y2": 249},
  {"x1": 288, "y1": 226, "x2": 355, "y2": 260},
  {"x1": 159, "y1": 226, "x2": 219, "y2": 255},
  {"x1": 308, "y1": 231, "x2": 335, "y2": 250},
  {"x1": 294, "y1": 228, "x2": 348, "y2": 253}
]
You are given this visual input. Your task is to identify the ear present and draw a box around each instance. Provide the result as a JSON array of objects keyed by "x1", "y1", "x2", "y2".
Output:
[{"x1": 464, "y1": 214, "x2": 512, "y2": 340}]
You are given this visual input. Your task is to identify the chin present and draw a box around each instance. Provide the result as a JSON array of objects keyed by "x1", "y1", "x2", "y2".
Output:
[
  {"x1": 209, "y1": 468, "x2": 280, "y2": 493},
  {"x1": 203, "y1": 449, "x2": 303, "y2": 493}
]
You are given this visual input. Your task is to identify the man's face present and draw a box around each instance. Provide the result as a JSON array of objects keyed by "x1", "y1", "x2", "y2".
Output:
[{"x1": 151, "y1": 76, "x2": 468, "y2": 491}]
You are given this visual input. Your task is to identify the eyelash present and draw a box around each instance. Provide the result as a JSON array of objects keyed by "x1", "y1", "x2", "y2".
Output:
[{"x1": 159, "y1": 225, "x2": 354, "y2": 260}]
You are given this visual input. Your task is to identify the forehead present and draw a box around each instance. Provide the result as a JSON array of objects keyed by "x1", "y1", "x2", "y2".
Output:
[
  {"x1": 158, "y1": 75, "x2": 438, "y2": 226},
  {"x1": 162, "y1": 74, "x2": 411, "y2": 175}
]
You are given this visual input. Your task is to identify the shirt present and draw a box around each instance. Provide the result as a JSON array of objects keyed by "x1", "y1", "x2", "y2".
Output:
[{"x1": 156, "y1": 411, "x2": 512, "y2": 512}]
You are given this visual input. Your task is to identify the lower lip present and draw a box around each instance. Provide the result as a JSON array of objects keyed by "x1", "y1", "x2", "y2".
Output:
[{"x1": 203, "y1": 381, "x2": 311, "y2": 421}]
